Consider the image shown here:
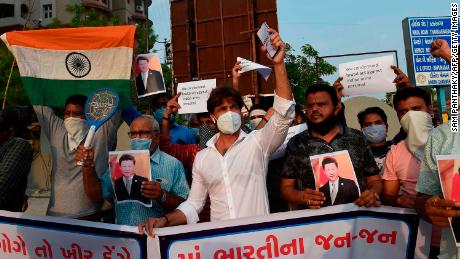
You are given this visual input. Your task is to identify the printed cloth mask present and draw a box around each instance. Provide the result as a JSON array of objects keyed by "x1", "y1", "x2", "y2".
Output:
[
  {"x1": 64, "y1": 117, "x2": 88, "y2": 150},
  {"x1": 216, "y1": 111, "x2": 241, "y2": 135},
  {"x1": 400, "y1": 111, "x2": 433, "y2": 161},
  {"x1": 362, "y1": 124, "x2": 387, "y2": 143},
  {"x1": 129, "y1": 138, "x2": 152, "y2": 151},
  {"x1": 199, "y1": 124, "x2": 218, "y2": 150}
]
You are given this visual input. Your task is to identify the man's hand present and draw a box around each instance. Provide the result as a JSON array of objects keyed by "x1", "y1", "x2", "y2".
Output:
[
  {"x1": 397, "y1": 195, "x2": 416, "y2": 208},
  {"x1": 355, "y1": 189, "x2": 381, "y2": 208},
  {"x1": 302, "y1": 188, "x2": 325, "y2": 209},
  {"x1": 391, "y1": 65, "x2": 413, "y2": 89},
  {"x1": 425, "y1": 195, "x2": 460, "y2": 227},
  {"x1": 138, "y1": 217, "x2": 168, "y2": 237},
  {"x1": 165, "y1": 93, "x2": 181, "y2": 118},
  {"x1": 261, "y1": 28, "x2": 286, "y2": 64},
  {"x1": 430, "y1": 39, "x2": 451, "y2": 60},
  {"x1": 232, "y1": 61, "x2": 242, "y2": 79},
  {"x1": 332, "y1": 77, "x2": 344, "y2": 108},
  {"x1": 141, "y1": 181, "x2": 163, "y2": 200},
  {"x1": 75, "y1": 145, "x2": 94, "y2": 167}
]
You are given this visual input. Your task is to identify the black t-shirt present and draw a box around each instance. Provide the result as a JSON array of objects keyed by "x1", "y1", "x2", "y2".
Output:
[{"x1": 370, "y1": 141, "x2": 392, "y2": 171}]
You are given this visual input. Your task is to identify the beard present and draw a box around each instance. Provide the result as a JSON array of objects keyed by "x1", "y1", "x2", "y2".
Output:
[{"x1": 306, "y1": 113, "x2": 338, "y2": 136}]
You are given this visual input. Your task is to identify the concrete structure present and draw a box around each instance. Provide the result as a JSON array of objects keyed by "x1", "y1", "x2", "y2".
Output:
[{"x1": 0, "y1": 0, "x2": 152, "y2": 33}]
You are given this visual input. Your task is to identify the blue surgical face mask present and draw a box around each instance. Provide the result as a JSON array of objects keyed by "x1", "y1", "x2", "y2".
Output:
[
  {"x1": 153, "y1": 108, "x2": 175, "y2": 124},
  {"x1": 362, "y1": 124, "x2": 387, "y2": 144},
  {"x1": 129, "y1": 138, "x2": 152, "y2": 150}
]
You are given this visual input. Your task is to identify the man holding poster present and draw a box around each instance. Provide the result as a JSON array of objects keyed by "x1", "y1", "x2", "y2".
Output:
[{"x1": 139, "y1": 29, "x2": 294, "y2": 234}]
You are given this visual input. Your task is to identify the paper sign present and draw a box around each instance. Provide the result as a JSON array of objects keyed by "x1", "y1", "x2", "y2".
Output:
[
  {"x1": 237, "y1": 57, "x2": 272, "y2": 80},
  {"x1": 178, "y1": 79, "x2": 216, "y2": 114},
  {"x1": 257, "y1": 22, "x2": 279, "y2": 58},
  {"x1": 339, "y1": 55, "x2": 396, "y2": 96},
  {"x1": 270, "y1": 123, "x2": 308, "y2": 160}
]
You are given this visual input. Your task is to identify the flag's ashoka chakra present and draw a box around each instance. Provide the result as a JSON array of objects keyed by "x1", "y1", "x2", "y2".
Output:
[{"x1": 65, "y1": 52, "x2": 91, "y2": 78}]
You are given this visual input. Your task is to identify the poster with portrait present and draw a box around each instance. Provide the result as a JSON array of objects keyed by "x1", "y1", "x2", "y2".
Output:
[
  {"x1": 109, "y1": 150, "x2": 152, "y2": 207},
  {"x1": 310, "y1": 150, "x2": 361, "y2": 207},
  {"x1": 436, "y1": 154, "x2": 460, "y2": 246},
  {"x1": 134, "y1": 54, "x2": 166, "y2": 98}
]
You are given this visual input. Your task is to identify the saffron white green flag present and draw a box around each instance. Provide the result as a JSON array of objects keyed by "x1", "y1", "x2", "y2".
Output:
[{"x1": 0, "y1": 25, "x2": 135, "y2": 107}]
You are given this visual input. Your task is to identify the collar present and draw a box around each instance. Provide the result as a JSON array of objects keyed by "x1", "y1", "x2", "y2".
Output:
[
  {"x1": 123, "y1": 175, "x2": 134, "y2": 181},
  {"x1": 149, "y1": 148, "x2": 161, "y2": 164},
  {"x1": 329, "y1": 178, "x2": 339, "y2": 187},
  {"x1": 206, "y1": 130, "x2": 247, "y2": 150}
]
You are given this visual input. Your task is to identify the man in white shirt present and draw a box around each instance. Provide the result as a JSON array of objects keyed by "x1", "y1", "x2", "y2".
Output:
[{"x1": 139, "y1": 29, "x2": 294, "y2": 235}]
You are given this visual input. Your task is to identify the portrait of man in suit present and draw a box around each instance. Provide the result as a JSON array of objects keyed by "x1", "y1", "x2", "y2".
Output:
[
  {"x1": 135, "y1": 55, "x2": 166, "y2": 98},
  {"x1": 319, "y1": 157, "x2": 360, "y2": 207},
  {"x1": 114, "y1": 154, "x2": 151, "y2": 205}
]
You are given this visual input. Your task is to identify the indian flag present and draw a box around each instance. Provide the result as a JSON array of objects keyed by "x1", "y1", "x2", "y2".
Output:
[{"x1": 0, "y1": 25, "x2": 135, "y2": 107}]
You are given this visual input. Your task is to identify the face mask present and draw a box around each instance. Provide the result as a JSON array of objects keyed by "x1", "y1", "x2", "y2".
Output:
[
  {"x1": 129, "y1": 138, "x2": 152, "y2": 151},
  {"x1": 153, "y1": 108, "x2": 175, "y2": 125},
  {"x1": 307, "y1": 113, "x2": 337, "y2": 136},
  {"x1": 199, "y1": 124, "x2": 217, "y2": 150},
  {"x1": 216, "y1": 111, "x2": 241, "y2": 135},
  {"x1": 64, "y1": 117, "x2": 88, "y2": 150},
  {"x1": 400, "y1": 111, "x2": 433, "y2": 160},
  {"x1": 250, "y1": 118, "x2": 263, "y2": 130},
  {"x1": 189, "y1": 127, "x2": 199, "y2": 140},
  {"x1": 362, "y1": 124, "x2": 387, "y2": 144}
]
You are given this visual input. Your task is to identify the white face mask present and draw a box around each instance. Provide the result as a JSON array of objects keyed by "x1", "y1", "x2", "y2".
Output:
[
  {"x1": 216, "y1": 111, "x2": 241, "y2": 135},
  {"x1": 400, "y1": 111, "x2": 433, "y2": 160},
  {"x1": 64, "y1": 117, "x2": 89, "y2": 150},
  {"x1": 250, "y1": 118, "x2": 262, "y2": 130}
]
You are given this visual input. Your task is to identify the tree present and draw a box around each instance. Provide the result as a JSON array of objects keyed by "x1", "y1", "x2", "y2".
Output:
[{"x1": 284, "y1": 43, "x2": 336, "y2": 104}]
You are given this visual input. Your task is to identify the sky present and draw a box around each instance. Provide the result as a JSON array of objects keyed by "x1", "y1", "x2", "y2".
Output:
[{"x1": 148, "y1": 0, "x2": 451, "y2": 94}]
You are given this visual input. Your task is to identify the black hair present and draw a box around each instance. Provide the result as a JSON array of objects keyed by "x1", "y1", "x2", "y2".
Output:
[
  {"x1": 305, "y1": 84, "x2": 338, "y2": 107},
  {"x1": 207, "y1": 86, "x2": 244, "y2": 114},
  {"x1": 196, "y1": 112, "x2": 210, "y2": 120},
  {"x1": 357, "y1": 107, "x2": 388, "y2": 127},
  {"x1": 322, "y1": 157, "x2": 338, "y2": 168},
  {"x1": 136, "y1": 56, "x2": 149, "y2": 63},
  {"x1": 119, "y1": 154, "x2": 136, "y2": 165},
  {"x1": 65, "y1": 94, "x2": 87, "y2": 108},
  {"x1": 151, "y1": 93, "x2": 172, "y2": 109},
  {"x1": 392, "y1": 87, "x2": 431, "y2": 109},
  {"x1": 294, "y1": 103, "x2": 304, "y2": 117}
]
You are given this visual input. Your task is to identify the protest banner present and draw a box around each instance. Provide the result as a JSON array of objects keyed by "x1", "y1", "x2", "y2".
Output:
[
  {"x1": 177, "y1": 79, "x2": 216, "y2": 114},
  {"x1": 0, "y1": 205, "x2": 431, "y2": 259},
  {"x1": 339, "y1": 55, "x2": 396, "y2": 96},
  {"x1": 237, "y1": 57, "x2": 272, "y2": 80},
  {"x1": 270, "y1": 124, "x2": 307, "y2": 160},
  {"x1": 0, "y1": 26, "x2": 135, "y2": 107},
  {"x1": 0, "y1": 210, "x2": 146, "y2": 258},
  {"x1": 151, "y1": 204, "x2": 430, "y2": 259}
]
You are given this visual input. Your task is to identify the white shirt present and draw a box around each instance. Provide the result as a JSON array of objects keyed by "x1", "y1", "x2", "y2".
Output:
[
  {"x1": 177, "y1": 94, "x2": 294, "y2": 223},
  {"x1": 142, "y1": 72, "x2": 148, "y2": 89},
  {"x1": 329, "y1": 178, "x2": 339, "y2": 204}
]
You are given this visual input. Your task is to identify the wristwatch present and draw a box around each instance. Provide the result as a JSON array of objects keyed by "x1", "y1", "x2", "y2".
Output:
[{"x1": 160, "y1": 190, "x2": 167, "y2": 203}]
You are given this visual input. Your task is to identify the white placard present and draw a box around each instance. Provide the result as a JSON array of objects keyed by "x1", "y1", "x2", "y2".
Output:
[
  {"x1": 270, "y1": 123, "x2": 308, "y2": 160},
  {"x1": 177, "y1": 79, "x2": 216, "y2": 114},
  {"x1": 257, "y1": 22, "x2": 279, "y2": 58},
  {"x1": 237, "y1": 57, "x2": 272, "y2": 80},
  {"x1": 339, "y1": 55, "x2": 396, "y2": 96}
]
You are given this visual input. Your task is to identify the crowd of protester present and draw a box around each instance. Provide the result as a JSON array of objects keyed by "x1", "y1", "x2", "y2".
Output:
[{"x1": 0, "y1": 29, "x2": 458, "y2": 258}]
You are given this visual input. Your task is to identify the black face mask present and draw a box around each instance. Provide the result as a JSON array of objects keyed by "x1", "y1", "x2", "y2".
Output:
[{"x1": 307, "y1": 113, "x2": 337, "y2": 136}]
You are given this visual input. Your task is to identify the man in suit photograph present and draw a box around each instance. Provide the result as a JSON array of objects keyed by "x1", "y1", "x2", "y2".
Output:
[
  {"x1": 135, "y1": 56, "x2": 166, "y2": 97},
  {"x1": 114, "y1": 154, "x2": 150, "y2": 205},
  {"x1": 319, "y1": 157, "x2": 360, "y2": 207}
]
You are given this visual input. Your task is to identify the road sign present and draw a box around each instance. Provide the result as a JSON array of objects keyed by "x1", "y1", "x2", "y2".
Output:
[{"x1": 402, "y1": 17, "x2": 451, "y2": 86}]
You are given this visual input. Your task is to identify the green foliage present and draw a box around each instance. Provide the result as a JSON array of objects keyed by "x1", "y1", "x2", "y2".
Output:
[
  {"x1": 285, "y1": 43, "x2": 336, "y2": 104},
  {"x1": 136, "y1": 20, "x2": 157, "y2": 53},
  {"x1": 161, "y1": 64, "x2": 172, "y2": 92}
]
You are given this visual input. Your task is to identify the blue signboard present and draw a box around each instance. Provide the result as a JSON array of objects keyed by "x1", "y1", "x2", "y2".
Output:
[{"x1": 406, "y1": 17, "x2": 451, "y2": 86}]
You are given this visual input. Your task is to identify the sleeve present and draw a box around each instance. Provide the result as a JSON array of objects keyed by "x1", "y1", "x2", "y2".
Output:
[
  {"x1": 0, "y1": 140, "x2": 33, "y2": 205},
  {"x1": 99, "y1": 169, "x2": 114, "y2": 202},
  {"x1": 280, "y1": 137, "x2": 302, "y2": 179},
  {"x1": 416, "y1": 132, "x2": 443, "y2": 196},
  {"x1": 169, "y1": 160, "x2": 190, "y2": 199},
  {"x1": 32, "y1": 105, "x2": 64, "y2": 140},
  {"x1": 121, "y1": 102, "x2": 142, "y2": 126},
  {"x1": 159, "y1": 134, "x2": 199, "y2": 172},
  {"x1": 360, "y1": 135, "x2": 380, "y2": 177},
  {"x1": 253, "y1": 94, "x2": 295, "y2": 155},
  {"x1": 176, "y1": 153, "x2": 208, "y2": 224},
  {"x1": 382, "y1": 145, "x2": 398, "y2": 181}
]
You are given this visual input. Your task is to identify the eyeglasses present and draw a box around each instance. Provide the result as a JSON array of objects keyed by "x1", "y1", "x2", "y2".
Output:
[{"x1": 128, "y1": 130, "x2": 152, "y2": 138}]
